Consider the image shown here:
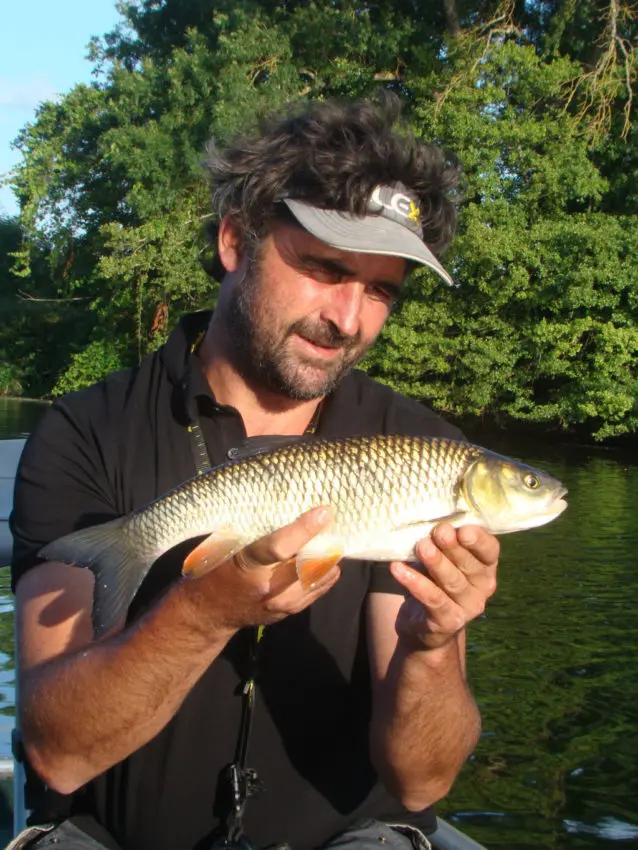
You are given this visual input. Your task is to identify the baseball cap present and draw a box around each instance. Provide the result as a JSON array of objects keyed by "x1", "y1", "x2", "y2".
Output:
[{"x1": 282, "y1": 182, "x2": 454, "y2": 286}]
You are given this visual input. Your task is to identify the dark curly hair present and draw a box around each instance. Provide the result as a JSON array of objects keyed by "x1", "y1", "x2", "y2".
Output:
[{"x1": 202, "y1": 94, "x2": 461, "y2": 279}]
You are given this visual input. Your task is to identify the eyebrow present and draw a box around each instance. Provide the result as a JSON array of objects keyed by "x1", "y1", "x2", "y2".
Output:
[{"x1": 298, "y1": 253, "x2": 404, "y2": 298}]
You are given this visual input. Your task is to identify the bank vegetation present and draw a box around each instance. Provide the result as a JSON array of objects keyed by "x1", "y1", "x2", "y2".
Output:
[{"x1": 1, "y1": 0, "x2": 636, "y2": 440}]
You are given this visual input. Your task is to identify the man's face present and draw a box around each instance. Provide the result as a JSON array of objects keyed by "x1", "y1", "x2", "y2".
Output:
[{"x1": 222, "y1": 221, "x2": 406, "y2": 400}]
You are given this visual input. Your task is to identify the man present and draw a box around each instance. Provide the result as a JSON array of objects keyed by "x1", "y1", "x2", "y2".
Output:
[{"x1": 10, "y1": 96, "x2": 498, "y2": 850}]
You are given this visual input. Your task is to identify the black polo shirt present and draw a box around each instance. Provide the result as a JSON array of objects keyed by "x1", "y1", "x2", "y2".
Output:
[{"x1": 11, "y1": 311, "x2": 464, "y2": 850}]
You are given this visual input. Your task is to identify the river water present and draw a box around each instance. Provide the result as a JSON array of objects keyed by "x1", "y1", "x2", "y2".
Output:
[{"x1": 1, "y1": 397, "x2": 637, "y2": 849}]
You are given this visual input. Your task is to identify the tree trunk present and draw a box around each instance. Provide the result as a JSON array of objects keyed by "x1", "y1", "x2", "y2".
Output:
[{"x1": 443, "y1": 0, "x2": 462, "y2": 37}]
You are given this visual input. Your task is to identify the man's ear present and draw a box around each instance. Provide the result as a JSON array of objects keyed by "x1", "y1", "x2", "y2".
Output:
[{"x1": 217, "y1": 215, "x2": 245, "y2": 273}]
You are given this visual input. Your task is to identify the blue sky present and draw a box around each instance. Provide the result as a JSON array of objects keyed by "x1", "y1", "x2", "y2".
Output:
[{"x1": 0, "y1": 0, "x2": 123, "y2": 216}]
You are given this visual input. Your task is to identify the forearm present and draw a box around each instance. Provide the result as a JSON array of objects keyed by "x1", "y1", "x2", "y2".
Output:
[
  {"x1": 20, "y1": 578, "x2": 236, "y2": 794},
  {"x1": 370, "y1": 631, "x2": 481, "y2": 810},
  {"x1": 19, "y1": 506, "x2": 340, "y2": 795}
]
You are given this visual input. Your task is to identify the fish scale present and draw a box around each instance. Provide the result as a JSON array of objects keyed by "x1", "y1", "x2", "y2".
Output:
[
  {"x1": 122, "y1": 436, "x2": 482, "y2": 552},
  {"x1": 144, "y1": 437, "x2": 476, "y2": 546}
]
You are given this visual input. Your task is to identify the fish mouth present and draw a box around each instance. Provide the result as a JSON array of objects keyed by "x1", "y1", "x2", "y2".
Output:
[{"x1": 550, "y1": 486, "x2": 568, "y2": 516}]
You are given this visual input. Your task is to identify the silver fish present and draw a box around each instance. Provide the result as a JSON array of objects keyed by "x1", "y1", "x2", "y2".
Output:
[{"x1": 39, "y1": 435, "x2": 567, "y2": 636}]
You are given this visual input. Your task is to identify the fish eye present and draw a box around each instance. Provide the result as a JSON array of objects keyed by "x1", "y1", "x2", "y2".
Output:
[{"x1": 524, "y1": 473, "x2": 540, "y2": 490}]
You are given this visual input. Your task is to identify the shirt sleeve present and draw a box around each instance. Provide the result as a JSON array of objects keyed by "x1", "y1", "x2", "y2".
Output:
[{"x1": 10, "y1": 395, "x2": 117, "y2": 592}]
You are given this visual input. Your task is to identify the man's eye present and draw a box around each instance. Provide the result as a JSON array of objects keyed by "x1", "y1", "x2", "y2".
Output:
[
  {"x1": 306, "y1": 265, "x2": 341, "y2": 283},
  {"x1": 368, "y1": 285, "x2": 397, "y2": 304}
]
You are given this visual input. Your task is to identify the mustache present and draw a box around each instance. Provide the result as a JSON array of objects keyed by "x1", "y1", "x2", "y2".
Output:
[{"x1": 290, "y1": 318, "x2": 360, "y2": 351}]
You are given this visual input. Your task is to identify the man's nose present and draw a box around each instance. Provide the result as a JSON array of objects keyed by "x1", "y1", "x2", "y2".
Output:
[{"x1": 320, "y1": 283, "x2": 364, "y2": 338}]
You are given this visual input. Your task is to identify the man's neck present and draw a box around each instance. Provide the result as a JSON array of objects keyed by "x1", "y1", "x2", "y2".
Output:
[{"x1": 198, "y1": 322, "x2": 322, "y2": 438}]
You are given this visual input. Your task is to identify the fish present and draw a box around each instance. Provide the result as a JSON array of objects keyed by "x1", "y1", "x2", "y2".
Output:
[{"x1": 39, "y1": 435, "x2": 568, "y2": 637}]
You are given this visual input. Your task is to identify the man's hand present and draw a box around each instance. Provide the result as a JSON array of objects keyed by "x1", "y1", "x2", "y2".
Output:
[
  {"x1": 389, "y1": 523, "x2": 499, "y2": 652},
  {"x1": 181, "y1": 506, "x2": 342, "y2": 633},
  {"x1": 17, "y1": 506, "x2": 342, "y2": 794}
]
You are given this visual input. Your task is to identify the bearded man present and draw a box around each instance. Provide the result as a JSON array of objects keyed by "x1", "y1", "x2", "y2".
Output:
[{"x1": 11, "y1": 96, "x2": 498, "y2": 850}]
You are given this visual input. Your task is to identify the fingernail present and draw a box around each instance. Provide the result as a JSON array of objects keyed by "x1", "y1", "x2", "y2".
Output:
[
  {"x1": 461, "y1": 528, "x2": 477, "y2": 546},
  {"x1": 419, "y1": 538, "x2": 437, "y2": 559},
  {"x1": 315, "y1": 506, "x2": 334, "y2": 524},
  {"x1": 390, "y1": 562, "x2": 414, "y2": 582},
  {"x1": 434, "y1": 525, "x2": 454, "y2": 546}
]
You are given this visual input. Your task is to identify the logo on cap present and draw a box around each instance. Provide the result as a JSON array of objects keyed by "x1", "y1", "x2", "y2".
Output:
[{"x1": 370, "y1": 185, "x2": 422, "y2": 230}]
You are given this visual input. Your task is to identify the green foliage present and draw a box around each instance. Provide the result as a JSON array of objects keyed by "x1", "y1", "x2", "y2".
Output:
[
  {"x1": 368, "y1": 211, "x2": 638, "y2": 440},
  {"x1": 365, "y1": 21, "x2": 638, "y2": 440},
  {"x1": 0, "y1": 217, "x2": 21, "y2": 282},
  {"x1": 52, "y1": 339, "x2": 127, "y2": 396},
  {"x1": 4, "y1": 0, "x2": 637, "y2": 438}
]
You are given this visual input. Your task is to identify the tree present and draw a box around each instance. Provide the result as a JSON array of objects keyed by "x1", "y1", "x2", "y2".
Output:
[
  {"x1": 5, "y1": 0, "x2": 637, "y2": 439},
  {"x1": 366, "y1": 9, "x2": 638, "y2": 439}
]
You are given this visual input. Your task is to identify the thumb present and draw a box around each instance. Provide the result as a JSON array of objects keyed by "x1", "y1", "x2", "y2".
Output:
[{"x1": 237, "y1": 505, "x2": 335, "y2": 569}]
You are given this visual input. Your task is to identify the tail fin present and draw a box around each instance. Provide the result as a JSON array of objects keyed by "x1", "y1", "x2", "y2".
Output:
[{"x1": 39, "y1": 517, "x2": 153, "y2": 639}]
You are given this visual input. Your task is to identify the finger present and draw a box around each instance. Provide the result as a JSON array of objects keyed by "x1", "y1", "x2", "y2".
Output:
[
  {"x1": 264, "y1": 564, "x2": 342, "y2": 616},
  {"x1": 420, "y1": 525, "x2": 498, "y2": 588},
  {"x1": 436, "y1": 524, "x2": 498, "y2": 601},
  {"x1": 395, "y1": 594, "x2": 466, "y2": 652},
  {"x1": 389, "y1": 562, "x2": 467, "y2": 634},
  {"x1": 415, "y1": 532, "x2": 473, "y2": 599},
  {"x1": 265, "y1": 556, "x2": 299, "y2": 589},
  {"x1": 239, "y1": 506, "x2": 335, "y2": 568},
  {"x1": 414, "y1": 530, "x2": 496, "y2": 613},
  {"x1": 226, "y1": 553, "x2": 299, "y2": 600},
  {"x1": 389, "y1": 561, "x2": 453, "y2": 611},
  {"x1": 433, "y1": 524, "x2": 500, "y2": 572}
]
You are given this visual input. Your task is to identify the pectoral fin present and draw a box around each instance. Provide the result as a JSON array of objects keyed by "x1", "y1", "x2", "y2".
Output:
[
  {"x1": 296, "y1": 534, "x2": 344, "y2": 588},
  {"x1": 183, "y1": 530, "x2": 248, "y2": 578}
]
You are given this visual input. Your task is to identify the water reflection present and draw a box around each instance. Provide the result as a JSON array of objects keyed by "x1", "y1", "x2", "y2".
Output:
[
  {"x1": 564, "y1": 816, "x2": 638, "y2": 840},
  {"x1": 0, "y1": 397, "x2": 49, "y2": 440},
  {"x1": 442, "y1": 438, "x2": 638, "y2": 848}
]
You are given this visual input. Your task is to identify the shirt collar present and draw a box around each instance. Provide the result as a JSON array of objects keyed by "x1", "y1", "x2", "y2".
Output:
[{"x1": 160, "y1": 310, "x2": 215, "y2": 424}]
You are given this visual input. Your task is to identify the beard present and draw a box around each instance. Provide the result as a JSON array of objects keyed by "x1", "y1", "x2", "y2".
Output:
[{"x1": 222, "y1": 255, "x2": 374, "y2": 401}]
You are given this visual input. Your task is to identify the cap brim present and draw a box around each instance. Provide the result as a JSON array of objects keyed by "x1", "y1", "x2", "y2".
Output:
[{"x1": 283, "y1": 198, "x2": 454, "y2": 286}]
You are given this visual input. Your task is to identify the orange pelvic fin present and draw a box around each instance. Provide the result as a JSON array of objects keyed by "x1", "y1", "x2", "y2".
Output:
[
  {"x1": 296, "y1": 549, "x2": 343, "y2": 589},
  {"x1": 183, "y1": 530, "x2": 245, "y2": 578}
]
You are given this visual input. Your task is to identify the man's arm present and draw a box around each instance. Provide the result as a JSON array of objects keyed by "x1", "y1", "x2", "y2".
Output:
[
  {"x1": 17, "y1": 507, "x2": 340, "y2": 795},
  {"x1": 367, "y1": 523, "x2": 499, "y2": 810}
]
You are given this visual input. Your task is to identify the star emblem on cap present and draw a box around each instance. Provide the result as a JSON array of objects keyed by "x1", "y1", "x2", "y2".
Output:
[{"x1": 408, "y1": 200, "x2": 421, "y2": 225}]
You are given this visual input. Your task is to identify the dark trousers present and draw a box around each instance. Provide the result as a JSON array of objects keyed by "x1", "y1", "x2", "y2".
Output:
[
  {"x1": 6, "y1": 816, "x2": 120, "y2": 850},
  {"x1": 8, "y1": 817, "x2": 432, "y2": 850},
  {"x1": 322, "y1": 820, "x2": 432, "y2": 850}
]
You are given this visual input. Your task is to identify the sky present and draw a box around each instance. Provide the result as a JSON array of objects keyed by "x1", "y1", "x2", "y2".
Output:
[{"x1": 0, "y1": 0, "x2": 123, "y2": 216}]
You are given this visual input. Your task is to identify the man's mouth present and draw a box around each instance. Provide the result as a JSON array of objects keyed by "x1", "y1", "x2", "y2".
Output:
[{"x1": 295, "y1": 333, "x2": 343, "y2": 358}]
